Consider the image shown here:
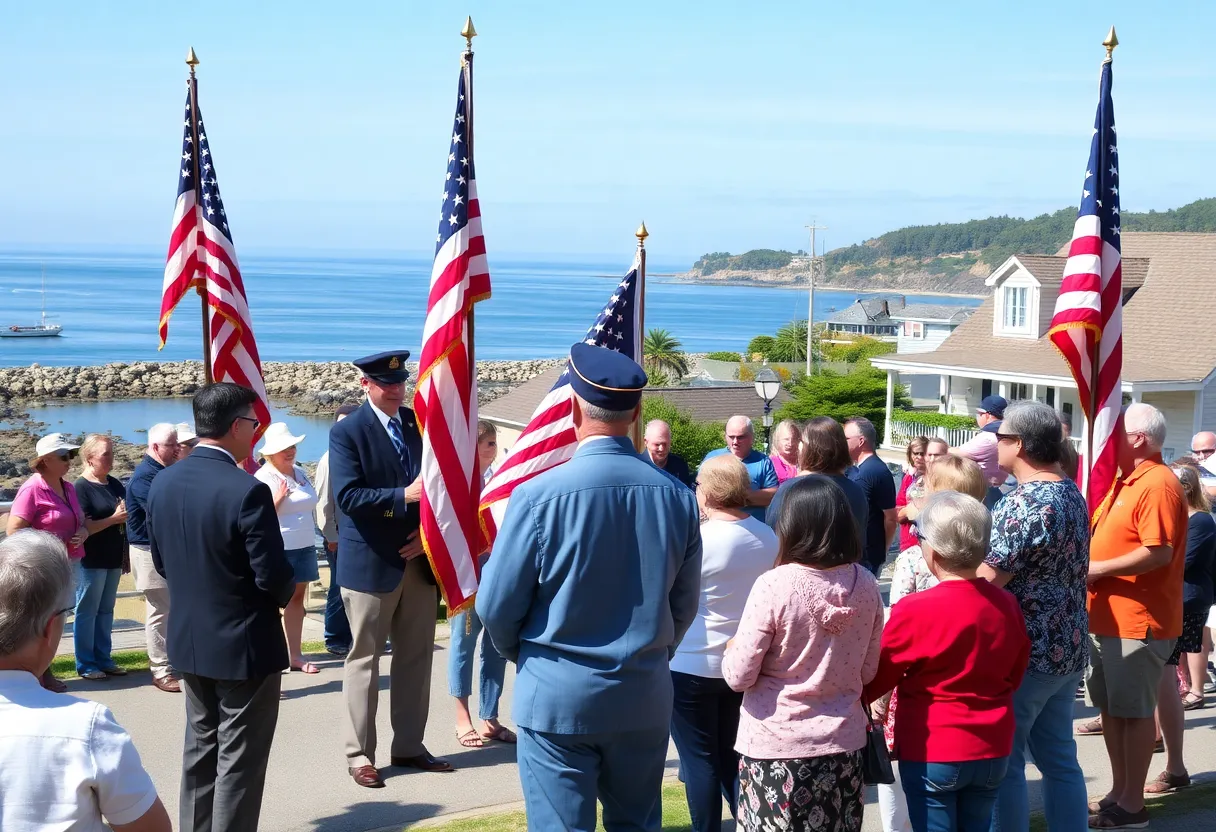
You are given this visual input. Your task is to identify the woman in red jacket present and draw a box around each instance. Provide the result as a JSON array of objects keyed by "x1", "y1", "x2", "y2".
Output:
[{"x1": 865, "y1": 491, "x2": 1029, "y2": 832}]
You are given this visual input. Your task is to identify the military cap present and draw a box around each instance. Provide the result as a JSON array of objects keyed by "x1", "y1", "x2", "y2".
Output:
[
  {"x1": 567, "y1": 342, "x2": 647, "y2": 410},
  {"x1": 354, "y1": 350, "x2": 411, "y2": 384}
]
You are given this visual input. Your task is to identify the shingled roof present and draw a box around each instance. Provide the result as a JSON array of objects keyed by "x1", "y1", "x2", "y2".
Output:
[
  {"x1": 875, "y1": 232, "x2": 1215, "y2": 384},
  {"x1": 827, "y1": 296, "x2": 906, "y2": 325},
  {"x1": 890, "y1": 304, "x2": 974, "y2": 323},
  {"x1": 483, "y1": 366, "x2": 789, "y2": 428}
]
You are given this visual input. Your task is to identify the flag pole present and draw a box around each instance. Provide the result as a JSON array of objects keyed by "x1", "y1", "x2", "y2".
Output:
[
  {"x1": 1085, "y1": 26, "x2": 1118, "y2": 501},
  {"x1": 633, "y1": 221, "x2": 648, "y2": 452},
  {"x1": 185, "y1": 47, "x2": 214, "y2": 386},
  {"x1": 462, "y1": 18, "x2": 477, "y2": 390}
]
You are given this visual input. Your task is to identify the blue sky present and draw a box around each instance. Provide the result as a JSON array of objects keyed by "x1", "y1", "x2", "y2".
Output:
[{"x1": 1, "y1": 1, "x2": 1213, "y2": 263}]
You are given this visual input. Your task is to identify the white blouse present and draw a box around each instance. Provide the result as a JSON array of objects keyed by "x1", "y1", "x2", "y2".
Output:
[{"x1": 255, "y1": 463, "x2": 319, "y2": 550}]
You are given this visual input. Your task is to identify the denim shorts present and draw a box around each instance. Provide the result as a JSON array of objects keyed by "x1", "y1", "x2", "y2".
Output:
[{"x1": 283, "y1": 546, "x2": 320, "y2": 583}]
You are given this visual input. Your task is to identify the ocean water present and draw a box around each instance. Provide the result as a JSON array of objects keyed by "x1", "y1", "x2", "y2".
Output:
[{"x1": 0, "y1": 250, "x2": 978, "y2": 367}]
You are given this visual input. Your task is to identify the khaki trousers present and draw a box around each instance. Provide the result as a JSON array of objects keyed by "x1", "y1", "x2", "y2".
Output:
[
  {"x1": 129, "y1": 544, "x2": 173, "y2": 680},
  {"x1": 340, "y1": 557, "x2": 437, "y2": 768}
]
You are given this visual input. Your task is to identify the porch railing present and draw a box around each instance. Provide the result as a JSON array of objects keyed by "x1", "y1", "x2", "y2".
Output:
[{"x1": 888, "y1": 420, "x2": 1082, "y2": 451}]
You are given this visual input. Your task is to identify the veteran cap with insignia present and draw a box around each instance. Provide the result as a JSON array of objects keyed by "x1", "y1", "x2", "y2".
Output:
[
  {"x1": 567, "y1": 342, "x2": 648, "y2": 410},
  {"x1": 353, "y1": 350, "x2": 412, "y2": 384}
]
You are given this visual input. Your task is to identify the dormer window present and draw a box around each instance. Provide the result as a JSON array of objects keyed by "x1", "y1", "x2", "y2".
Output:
[{"x1": 1003, "y1": 286, "x2": 1028, "y2": 330}]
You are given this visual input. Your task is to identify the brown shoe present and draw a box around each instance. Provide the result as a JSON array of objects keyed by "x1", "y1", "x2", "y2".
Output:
[
  {"x1": 390, "y1": 749, "x2": 454, "y2": 772},
  {"x1": 348, "y1": 765, "x2": 384, "y2": 789},
  {"x1": 152, "y1": 675, "x2": 182, "y2": 693},
  {"x1": 40, "y1": 670, "x2": 68, "y2": 693}
]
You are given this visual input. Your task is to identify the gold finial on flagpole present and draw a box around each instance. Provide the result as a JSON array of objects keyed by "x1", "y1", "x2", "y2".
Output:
[
  {"x1": 462, "y1": 17, "x2": 477, "y2": 50},
  {"x1": 1103, "y1": 26, "x2": 1118, "y2": 62},
  {"x1": 186, "y1": 46, "x2": 199, "y2": 75},
  {"x1": 636, "y1": 221, "x2": 649, "y2": 246}
]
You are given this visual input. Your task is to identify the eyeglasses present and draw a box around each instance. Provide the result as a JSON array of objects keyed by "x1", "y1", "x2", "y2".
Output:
[
  {"x1": 1191, "y1": 447, "x2": 1215, "y2": 457},
  {"x1": 53, "y1": 449, "x2": 77, "y2": 461},
  {"x1": 57, "y1": 605, "x2": 74, "y2": 618},
  {"x1": 234, "y1": 416, "x2": 260, "y2": 428},
  {"x1": 995, "y1": 432, "x2": 1021, "y2": 442}
]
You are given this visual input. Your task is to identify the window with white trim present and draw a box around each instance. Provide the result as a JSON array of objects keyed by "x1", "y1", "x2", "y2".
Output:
[
  {"x1": 902, "y1": 321, "x2": 924, "y2": 339},
  {"x1": 1003, "y1": 286, "x2": 1028, "y2": 330}
]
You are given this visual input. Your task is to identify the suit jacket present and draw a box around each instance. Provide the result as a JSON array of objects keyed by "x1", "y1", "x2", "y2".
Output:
[
  {"x1": 476, "y1": 436, "x2": 703, "y2": 735},
  {"x1": 329, "y1": 400, "x2": 429, "y2": 593},
  {"x1": 147, "y1": 445, "x2": 295, "y2": 680},
  {"x1": 641, "y1": 449, "x2": 694, "y2": 489}
]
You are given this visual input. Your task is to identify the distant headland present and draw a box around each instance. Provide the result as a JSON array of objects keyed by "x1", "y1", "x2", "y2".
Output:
[{"x1": 675, "y1": 197, "x2": 1216, "y2": 295}]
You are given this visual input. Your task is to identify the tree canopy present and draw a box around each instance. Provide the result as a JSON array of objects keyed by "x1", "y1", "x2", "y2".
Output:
[
  {"x1": 775, "y1": 366, "x2": 910, "y2": 439},
  {"x1": 641, "y1": 397, "x2": 724, "y2": 468}
]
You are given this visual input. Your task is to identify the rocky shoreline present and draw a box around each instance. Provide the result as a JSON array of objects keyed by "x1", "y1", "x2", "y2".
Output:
[
  {"x1": 0, "y1": 359, "x2": 565, "y2": 414},
  {"x1": 0, "y1": 359, "x2": 565, "y2": 499},
  {"x1": 673, "y1": 267, "x2": 988, "y2": 297}
]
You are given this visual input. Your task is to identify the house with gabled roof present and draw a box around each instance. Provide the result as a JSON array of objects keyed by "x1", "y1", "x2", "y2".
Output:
[
  {"x1": 870, "y1": 233, "x2": 1216, "y2": 460},
  {"x1": 824, "y1": 296, "x2": 905, "y2": 341}
]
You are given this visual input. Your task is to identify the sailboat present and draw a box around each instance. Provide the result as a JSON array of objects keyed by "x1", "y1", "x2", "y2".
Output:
[{"x1": 2, "y1": 265, "x2": 63, "y2": 337}]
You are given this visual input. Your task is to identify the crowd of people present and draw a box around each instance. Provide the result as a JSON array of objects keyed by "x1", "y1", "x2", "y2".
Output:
[{"x1": 0, "y1": 343, "x2": 1213, "y2": 832}]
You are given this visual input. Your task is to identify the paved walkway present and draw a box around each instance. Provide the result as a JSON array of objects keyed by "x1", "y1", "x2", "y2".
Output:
[{"x1": 59, "y1": 576, "x2": 1216, "y2": 830}]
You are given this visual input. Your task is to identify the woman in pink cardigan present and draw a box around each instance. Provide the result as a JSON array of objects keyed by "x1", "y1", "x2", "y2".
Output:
[{"x1": 723, "y1": 475, "x2": 884, "y2": 832}]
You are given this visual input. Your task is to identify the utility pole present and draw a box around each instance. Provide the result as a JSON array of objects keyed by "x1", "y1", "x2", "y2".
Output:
[{"x1": 805, "y1": 221, "x2": 827, "y2": 375}]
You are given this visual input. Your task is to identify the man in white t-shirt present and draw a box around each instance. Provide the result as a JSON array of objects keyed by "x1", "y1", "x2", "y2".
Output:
[{"x1": 0, "y1": 529, "x2": 169, "y2": 832}]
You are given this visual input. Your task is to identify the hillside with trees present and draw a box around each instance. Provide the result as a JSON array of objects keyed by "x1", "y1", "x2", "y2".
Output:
[{"x1": 682, "y1": 197, "x2": 1216, "y2": 293}]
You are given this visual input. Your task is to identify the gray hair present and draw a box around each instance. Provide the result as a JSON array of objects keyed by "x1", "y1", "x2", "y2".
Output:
[
  {"x1": 147, "y1": 422, "x2": 178, "y2": 449},
  {"x1": 0, "y1": 530, "x2": 73, "y2": 657},
  {"x1": 846, "y1": 417, "x2": 878, "y2": 450},
  {"x1": 1125, "y1": 402, "x2": 1166, "y2": 449},
  {"x1": 917, "y1": 490, "x2": 991, "y2": 571},
  {"x1": 725, "y1": 415, "x2": 754, "y2": 436},
  {"x1": 576, "y1": 396, "x2": 634, "y2": 424},
  {"x1": 644, "y1": 419, "x2": 671, "y2": 439},
  {"x1": 1002, "y1": 401, "x2": 1063, "y2": 466}
]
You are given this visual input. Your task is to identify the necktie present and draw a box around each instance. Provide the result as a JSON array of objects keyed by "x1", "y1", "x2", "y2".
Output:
[{"x1": 386, "y1": 416, "x2": 410, "y2": 473}]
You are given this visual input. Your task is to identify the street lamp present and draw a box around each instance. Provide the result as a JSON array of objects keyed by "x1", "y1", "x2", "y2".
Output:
[{"x1": 754, "y1": 367, "x2": 781, "y2": 450}]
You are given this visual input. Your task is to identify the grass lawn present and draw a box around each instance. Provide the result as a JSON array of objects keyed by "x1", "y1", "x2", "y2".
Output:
[{"x1": 51, "y1": 640, "x2": 329, "y2": 679}]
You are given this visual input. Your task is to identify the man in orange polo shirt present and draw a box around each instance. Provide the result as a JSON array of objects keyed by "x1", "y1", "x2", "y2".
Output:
[{"x1": 1086, "y1": 403, "x2": 1188, "y2": 830}]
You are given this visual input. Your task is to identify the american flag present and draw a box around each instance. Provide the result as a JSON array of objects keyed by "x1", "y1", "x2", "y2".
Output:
[
  {"x1": 159, "y1": 82, "x2": 271, "y2": 448},
  {"x1": 414, "y1": 56, "x2": 492, "y2": 613},
  {"x1": 1048, "y1": 58, "x2": 1122, "y2": 517},
  {"x1": 480, "y1": 252, "x2": 643, "y2": 542}
]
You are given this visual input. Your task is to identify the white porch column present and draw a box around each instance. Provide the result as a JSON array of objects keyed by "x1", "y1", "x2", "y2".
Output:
[
  {"x1": 939, "y1": 375, "x2": 949, "y2": 414},
  {"x1": 1030, "y1": 383, "x2": 1039, "y2": 403},
  {"x1": 1194, "y1": 388, "x2": 1205, "y2": 435},
  {"x1": 1131, "y1": 389, "x2": 1142, "y2": 404},
  {"x1": 1054, "y1": 386, "x2": 1064, "y2": 411},
  {"x1": 884, "y1": 370, "x2": 895, "y2": 447},
  {"x1": 998, "y1": 381, "x2": 1009, "y2": 399}
]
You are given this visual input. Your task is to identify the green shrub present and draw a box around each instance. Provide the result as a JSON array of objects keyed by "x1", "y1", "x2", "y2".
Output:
[
  {"x1": 642, "y1": 397, "x2": 724, "y2": 468},
  {"x1": 820, "y1": 336, "x2": 896, "y2": 363},
  {"x1": 705, "y1": 351, "x2": 743, "y2": 362},
  {"x1": 746, "y1": 335, "x2": 776, "y2": 361},
  {"x1": 775, "y1": 366, "x2": 911, "y2": 439},
  {"x1": 891, "y1": 409, "x2": 977, "y2": 430}
]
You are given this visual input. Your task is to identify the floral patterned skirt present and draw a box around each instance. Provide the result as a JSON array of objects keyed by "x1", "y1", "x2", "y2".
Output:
[{"x1": 737, "y1": 750, "x2": 864, "y2": 832}]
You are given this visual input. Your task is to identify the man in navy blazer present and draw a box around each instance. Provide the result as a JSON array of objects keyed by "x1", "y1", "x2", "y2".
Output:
[
  {"x1": 478, "y1": 344, "x2": 703, "y2": 831},
  {"x1": 147, "y1": 382, "x2": 295, "y2": 832},
  {"x1": 330, "y1": 350, "x2": 450, "y2": 789}
]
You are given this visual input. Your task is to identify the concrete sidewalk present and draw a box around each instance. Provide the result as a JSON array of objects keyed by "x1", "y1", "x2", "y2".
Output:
[{"x1": 69, "y1": 621, "x2": 1216, "y2": 832}]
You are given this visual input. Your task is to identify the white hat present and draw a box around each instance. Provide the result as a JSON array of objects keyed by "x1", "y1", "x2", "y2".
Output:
[
  {"x1": 257, "y1": 422, "x2": 305, "y2": 457},
  {"x1": 174, "y1": 422, "x2": 198, "y2": 444},
  {"x1": 32, "y1": 433, "x2": 79, "y2": 464}
]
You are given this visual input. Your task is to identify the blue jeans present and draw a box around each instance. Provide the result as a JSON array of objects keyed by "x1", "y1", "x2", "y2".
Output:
[
  {"x1": 73, "y1": 563, "x2": 121, "y2": 675},
  {"x1": 992, "y1": 669, "x2": 1087, "y2": 832},
  {"x1": 448, "y1": 608, "x2": 506, "y2": 720},
  {"x1": 669, "y1": 671, "x2": 742, "y2": 832},
  {"x1": 901, "y1": 757, "x2": 1008, "y2": 832},
  {"x1": 323, "y1": 547, "x2": 351, "y2": 651}
]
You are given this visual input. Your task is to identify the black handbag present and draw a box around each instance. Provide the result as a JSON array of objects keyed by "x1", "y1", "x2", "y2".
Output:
[{"x1": 861, "y1": 702, "x2": 895, "y2": 785}]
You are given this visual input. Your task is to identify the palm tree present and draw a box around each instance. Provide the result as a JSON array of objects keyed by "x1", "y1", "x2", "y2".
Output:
[
  {"x1": 769, "y1": 319, "x2": 809, "y2": 363},
  {"x1": 643, "y1": 328, "x2": 689, "y2": 379}
]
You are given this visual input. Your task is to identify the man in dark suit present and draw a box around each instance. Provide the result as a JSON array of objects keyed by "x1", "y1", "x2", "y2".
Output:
[
  {"x1": 147, "y1": 383, "x2": 295, "y2": 832},
  {"x1": 331, "y1": 350, "x2": 451, "y2": 789},
  {"x1": 641, "y1": 419, "x2": 694, "y2": 488}
]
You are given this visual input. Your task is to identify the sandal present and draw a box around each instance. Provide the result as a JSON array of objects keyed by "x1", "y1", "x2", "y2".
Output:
[
  {"x1": 481, "y1": 724, "x2": 517, "y2": 744},
  {"x1": 1144, "y1": 769, "x2": 1190, "y2": 794},
  {"x1": 1088, "y1": 797, "x2": 1117, "y2": 816},
  {"x1": 1076, "y1": 717, "x2": 1103, "y2": 736},
  {"x1": 1154, "y1": 738, "x2": 1165, "y2": 754},
  {"x1": 456, "y1": 729, "x2": 485, "y2": 748},
  {"x1": 1181, "y1": 692, "x2": 1205, "y2": 711},
  {"x1": 290, "y1": 662, "x2": 320, "y2": 674}
]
